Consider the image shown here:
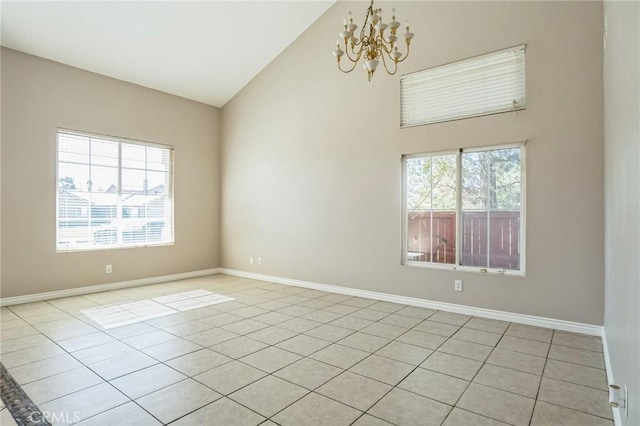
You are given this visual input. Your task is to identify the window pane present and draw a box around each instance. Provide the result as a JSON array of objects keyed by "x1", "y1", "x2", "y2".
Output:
[
  {"x1": 122, "y1": 168, "x2": 146, "y2": 193},
  {"x1": 90, "y1": 165, "x2": 118, "y2": 194},
  {"x1": 461, "y1": 211, "x2": 488, "y2": 267},
  {"x1": 58, "y1": 162, "x2": 88, "y2": 191},
  {"x1": 58, "y1": 162, "x2": 91, "y2": 250},
  {"x1": 489, "y1": 211, "x2": 520, "y2": 269},
  {"x1": 406, "y1": 211, "x2": 430, "y2": 262},
  {"x1": 91, "y1": 138, "x2": 119, "y2": 167},
  {"x1": 406, "y1": 211, "x2": 457, "y2": 264},
  {"x1": 122, "y1": 144, "x2": 146, "y2": 169},
  {"x1": 146, "y1": 171, "x2": 169, "y2": 195},
  {"x1": 58, "y1": 133, "x2": 90, "y2": 164},
  {"x1": 147, "y1": 146, "x2": 170, "y2": 172},
  {"x1": 406, "y1": 157, "x2": 433, "y2": 210},
  {"x1": 490, "y1": 147, "x2": 521, "y2": 209},
  {"x1": 122, "y1": 218, "x2": 148, "y2": 245},
  {"x1": 431, "y1": 211, "x2": 456, "y2": 263},
  {"x1": 461, "y1": 147, "x2": 522, "y2": 270},
  {"x1": 461, "y1": 151, "x2": 488, "y2": 210},
  {"x1": 406, "y1": 154, "x2": 456, "y2": 265},
  {"x1": 58, "y1": 189, "x2": 91, "y2": 249},
  {"x1": 431, "y1": 156, "x2": 457, "y2": 210}
]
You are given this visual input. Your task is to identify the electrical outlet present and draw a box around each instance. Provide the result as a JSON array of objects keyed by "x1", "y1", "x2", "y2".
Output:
[
  {"x1": 257, "y1": 257, "x2": 262, "y2": 265},
  {"x1": 106, "y1": 265, "x2": 112, "y2": 274},
  {"x1": 454, "y1": 280, "x2": 463, "y2": 291},
  {"x1": 249, "y1": 257, "x2": 254, "y2": 265}
]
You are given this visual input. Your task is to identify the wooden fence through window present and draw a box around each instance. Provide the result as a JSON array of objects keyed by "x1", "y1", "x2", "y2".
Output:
[{"x1": 407, "y1": 211, "x2": 520, "y2": 269}]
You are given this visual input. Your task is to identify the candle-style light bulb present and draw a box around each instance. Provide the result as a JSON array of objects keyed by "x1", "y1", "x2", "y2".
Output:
[{"x1": 405, "y1": 19, "x2": 410, "y2": 30}]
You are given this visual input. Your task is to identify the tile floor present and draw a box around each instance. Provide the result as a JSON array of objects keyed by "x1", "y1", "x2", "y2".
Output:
[{"x1": 0, "y1": 274, "x2": 613, "y2": 425}]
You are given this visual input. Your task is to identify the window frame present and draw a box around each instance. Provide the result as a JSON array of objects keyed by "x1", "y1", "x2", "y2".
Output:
[
  {"x1": 401, "y1": 142, "x2": 526, "y2": 275},
  {"x1": 56, "y1": 128, "x2": 175, "y2": 252}
]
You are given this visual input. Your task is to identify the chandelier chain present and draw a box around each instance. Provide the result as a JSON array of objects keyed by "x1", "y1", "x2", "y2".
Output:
[{"x1": 359, "y1": 1, "x2": 371, "y2": 44}]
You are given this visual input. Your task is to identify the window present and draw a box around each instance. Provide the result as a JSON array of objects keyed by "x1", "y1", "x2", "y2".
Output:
[
  {"x1": 401, "y1": 45, "x2": 526, "y2": 127},
  {"x1": 403, "y1": 143, "x2": 525, "y2": 274},
  {"x1": 57, "y1": 129, "x2": 174, "y2": 251}
]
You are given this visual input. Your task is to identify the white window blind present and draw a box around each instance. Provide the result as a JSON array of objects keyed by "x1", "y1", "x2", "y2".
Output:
[
  {"x1": 401, "y1": 45, "x2": 526, "y2": 127},
  {"x1": 56, "y1": 129, "x2": 174, "y2": 251}
]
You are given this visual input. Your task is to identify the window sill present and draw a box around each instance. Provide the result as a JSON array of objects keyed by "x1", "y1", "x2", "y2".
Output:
[{"x1": 403, "y1": 261, "x2": 525, "y2": 277}]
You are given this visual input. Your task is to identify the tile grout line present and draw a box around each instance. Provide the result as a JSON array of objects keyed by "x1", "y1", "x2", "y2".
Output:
[
  {"x1": 178, "y1": 299, "x2": 414, "y2": 424},
  {"x1": 7, "y1": 293, "x2": 422, "y2": 424},
  {"x1": 437, "y1": 316, "x2": 487, "y2": 426},
  {"x1": 529, "y1": 330, "x2": 555, "y2": 426},
  {"x1": 531, "y1": 399, "x2": 616, "y2": 422},
  {"x1": 529, "y1": 330, "x2": 610, "y2": 423},
  {"x1": 43, "y1": 281, "x2": 270, "y2": 424},
  {"x1": 9, "y1": 304, "x2": 176, "y2": 425}
]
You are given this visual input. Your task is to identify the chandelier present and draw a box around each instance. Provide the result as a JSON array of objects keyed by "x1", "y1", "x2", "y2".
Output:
[{"x1": 332, "y1": 0, "x2": 414, "y2": 81}]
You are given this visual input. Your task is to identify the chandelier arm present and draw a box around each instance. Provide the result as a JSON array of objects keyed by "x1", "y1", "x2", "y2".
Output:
[
  {"x1": 350, "y1": 42, "x2": 364, "y2": 58},
  {"x1": 344, "y1": 44, "x2": 363, "y2": 63},
  {"x1": 380, "y1": 31, "x2": 398, "y2": 45},
  {"x1": 395, "y1": 43, "x2": 412, "y2": 63},
  {"x1": 380, "y1": 41, "x2": 393, "y2": 54},
  {"x1": 380, "y1": 50, "x2": 398, "y2": 75},
  {"x1": 381, "y1": 34, "x2": 395, "y2": 45},
  {"x1": 337, "y1": 58, "x2": 360, "y2": 74},
  {"x1": 350, "y1": 38, "x2": 363, "y2": 49}
]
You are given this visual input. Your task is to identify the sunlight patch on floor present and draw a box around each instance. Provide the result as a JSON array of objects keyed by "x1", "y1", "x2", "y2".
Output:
[{"x1": 81, "y1": 290, "x2": 234, "y2": 329}]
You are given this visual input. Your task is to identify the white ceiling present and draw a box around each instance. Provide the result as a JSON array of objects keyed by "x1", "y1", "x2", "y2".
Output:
[{"x1": 0, "y1": 1, "x2": 335, "y2": 107}]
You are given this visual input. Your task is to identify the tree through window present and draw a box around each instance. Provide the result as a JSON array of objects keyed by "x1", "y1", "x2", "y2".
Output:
[{"x1": 403, "y1": 144, "x2": 525, "y2": 273}]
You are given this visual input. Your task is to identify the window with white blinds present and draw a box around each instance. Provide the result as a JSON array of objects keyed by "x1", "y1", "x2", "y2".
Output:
[
  {"x1": 56, "y1": 129, "x2": 174, "y2": 251},
  {"x1": 401, "y1": 45, "x2": 526, "y2": 127}
]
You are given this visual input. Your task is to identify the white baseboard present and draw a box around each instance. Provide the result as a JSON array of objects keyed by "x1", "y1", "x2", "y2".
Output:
[
  {"x1": 0, "y1": 268, "x2": 222, "y2": 307},
  {"x1": 219, "y1": 268, "x2": 604, "y2": 337},
  {"x1": 1, "y1": 266, "x2": 604, "y2": 338},
  {"x1": 602, "y1": 328, "x2": 622, "y2": 425}
]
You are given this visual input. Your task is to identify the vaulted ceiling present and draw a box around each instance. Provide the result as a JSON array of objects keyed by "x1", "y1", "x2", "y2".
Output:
[{"x1": 1, "y1": 1, "x2": 335, "y2": 107}]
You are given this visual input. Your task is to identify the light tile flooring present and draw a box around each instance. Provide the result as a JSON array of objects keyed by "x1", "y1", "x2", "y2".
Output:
[{"x1": 0, "y1": 274, "x2": 613, "y2": 425}]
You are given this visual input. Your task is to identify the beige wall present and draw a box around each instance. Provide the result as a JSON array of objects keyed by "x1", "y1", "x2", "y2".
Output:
[
  {"x1": 603, "y1": 1, "x2": 640, "y2": 424},
  {"x1": 1, "y1": 48, "x2": 221, "y2": 298},
  {"x1": 221, "y1": 1, "x2": 605, "y2": 324}
]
